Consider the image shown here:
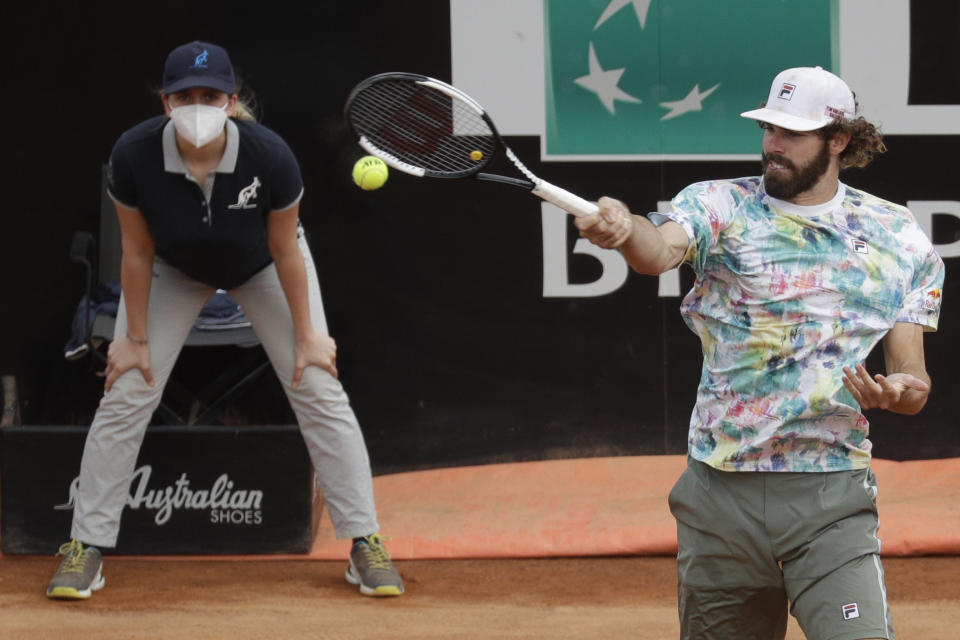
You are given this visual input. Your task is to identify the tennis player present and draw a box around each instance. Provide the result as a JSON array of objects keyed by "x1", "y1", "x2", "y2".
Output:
[
  {"x1": 577, "y1": 66, "x2": 943, "y2": 639},
  {"x1": 46, "y1": 41, "x2": 403, "y2": 599}
]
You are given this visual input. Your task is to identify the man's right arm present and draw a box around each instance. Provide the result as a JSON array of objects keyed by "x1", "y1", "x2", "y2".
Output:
[{"x1": 574, "y1": 196, "x2": 690, "y2": 275}]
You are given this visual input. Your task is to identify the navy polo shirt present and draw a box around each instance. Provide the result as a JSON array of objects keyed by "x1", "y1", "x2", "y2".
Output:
[{"x1": 105, "y1": 115, "x2": 304, "y2": 289}]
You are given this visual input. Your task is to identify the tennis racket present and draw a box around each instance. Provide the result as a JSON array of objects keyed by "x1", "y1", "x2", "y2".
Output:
[{"x1": 344, "y1": 72, "x2": 599, "y2": 218}]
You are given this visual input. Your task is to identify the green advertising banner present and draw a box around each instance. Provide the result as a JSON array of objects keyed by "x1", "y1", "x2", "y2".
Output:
[{"x1": 544, "y1": 0, "x2": 836, "y2": 159}]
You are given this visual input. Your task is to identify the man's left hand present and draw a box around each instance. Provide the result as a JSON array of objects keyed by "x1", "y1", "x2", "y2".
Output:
[{"x1": 842, "y1": 363, "x2": 930, "y2": 410}]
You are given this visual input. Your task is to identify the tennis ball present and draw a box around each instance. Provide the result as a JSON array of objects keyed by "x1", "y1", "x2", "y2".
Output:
[
  {"x1": 470, "y1": 150, "x2": 483, "y2": 161},
  {"x1": 352, "y1": 156, "x2": 389, "y2": 191}
]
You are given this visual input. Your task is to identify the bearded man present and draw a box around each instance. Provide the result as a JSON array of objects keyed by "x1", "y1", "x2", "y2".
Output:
[{"x1": 576, "y1": 66, "x2": 944, "y2": 640}]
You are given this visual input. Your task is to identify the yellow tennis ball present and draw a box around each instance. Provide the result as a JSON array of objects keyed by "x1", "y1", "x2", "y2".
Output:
[
  {"x1": 352, "y1": 156, "x2": 389, "y2": 191},
  {"x1": 470, "y1": 150, "x2": 483, "y2": 161}
]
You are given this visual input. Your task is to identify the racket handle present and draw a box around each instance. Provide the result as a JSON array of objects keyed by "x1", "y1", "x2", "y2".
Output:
[{"x1": 532, "y1": 180, "x2": 599, "y2": 218}]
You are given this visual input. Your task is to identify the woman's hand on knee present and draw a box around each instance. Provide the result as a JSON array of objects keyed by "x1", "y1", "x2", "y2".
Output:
[
  {"x1": 293, "y1": 332, "x2": 338, "y2": 388},
  {"x1": 104, "y1": 335, "x2": 155, "y2": 392}
]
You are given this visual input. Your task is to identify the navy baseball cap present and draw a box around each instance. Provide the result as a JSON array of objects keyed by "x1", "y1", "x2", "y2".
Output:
[{"x1": 163, "y1": 41, "x2": 235, "y2": 94}]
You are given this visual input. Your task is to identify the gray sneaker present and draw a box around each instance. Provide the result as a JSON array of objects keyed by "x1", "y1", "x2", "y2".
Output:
[
  {"x1": 344, "y1": 534, "x2": 404, "y2": 596},
  {"x1": 46, "y1": 539, "x2": 105, "y2": 599}
]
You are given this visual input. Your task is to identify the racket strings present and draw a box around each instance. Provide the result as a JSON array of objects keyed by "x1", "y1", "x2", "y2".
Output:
[{"x1": 349, "y1": 80, "x2": 496, "y2": 176}]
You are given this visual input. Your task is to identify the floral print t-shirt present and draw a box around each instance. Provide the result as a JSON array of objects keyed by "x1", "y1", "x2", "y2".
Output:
[{"x1": 659, "y1": 177, "x2": 944, "y2": 472}]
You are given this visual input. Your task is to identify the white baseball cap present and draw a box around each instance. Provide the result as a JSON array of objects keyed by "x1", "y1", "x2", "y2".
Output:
[{"x1": 741, "y1": 66, "x2": 855, "y2": 131}]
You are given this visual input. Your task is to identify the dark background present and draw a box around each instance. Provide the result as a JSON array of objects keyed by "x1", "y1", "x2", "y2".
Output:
[{"x1": 3, "y1": 2, "x2": 957, "y2": 474}]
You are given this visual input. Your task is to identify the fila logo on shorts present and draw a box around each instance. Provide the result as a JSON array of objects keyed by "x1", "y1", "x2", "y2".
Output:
[
  {"x1": 228, "y1": 176, "x2": 261, "y2": 210},
  {"x1": 778, "y1": 83, "x2": 796, "y2": 100},
  {"x1": 842, "y1": 602, "x2": 861, "y2": 620}
]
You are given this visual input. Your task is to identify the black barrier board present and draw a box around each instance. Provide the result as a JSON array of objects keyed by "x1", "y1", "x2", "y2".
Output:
[{"x1": 0, "y1": 425, "x2": 321, "y2": 555}]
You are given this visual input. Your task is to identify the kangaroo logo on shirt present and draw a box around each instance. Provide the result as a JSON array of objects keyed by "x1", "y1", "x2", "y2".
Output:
[{"x1": 228, "y1": 177, "x2": 261, "y2": 210}]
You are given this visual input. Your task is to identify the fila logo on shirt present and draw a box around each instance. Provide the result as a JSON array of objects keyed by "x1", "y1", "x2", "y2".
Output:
[
  {"x1": 849, "y1": 238, "x2": 869, "y2": 254},
  {"x1": 228, "y1": 176, "x2": 261, "y2": 210},
  {"x1": 842, "y1": 602, "x2": 860, "y2": 620}
]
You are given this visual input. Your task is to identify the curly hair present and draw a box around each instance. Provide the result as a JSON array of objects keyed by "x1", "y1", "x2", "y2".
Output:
[{"x1": 816, "y1": 114, "x2": 886, "y2": 169}]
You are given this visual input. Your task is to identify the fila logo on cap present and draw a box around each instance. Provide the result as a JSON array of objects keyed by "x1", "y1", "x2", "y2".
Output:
[
  {"x1": 842, "y1": 603, "x2": 860, "y2": 620},
  {"x1": 850, "y1": 238, "x2": 869, "y2": 254},
  {"x1": 778, "y1": 83, "x2": 796, "y2": 100},
  {"x1": 190, "y1": 50, "x2": 210, "y2": 70}
]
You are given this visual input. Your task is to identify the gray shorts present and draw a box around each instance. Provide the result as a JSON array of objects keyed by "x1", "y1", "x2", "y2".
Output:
[{"x1": 668, "y1": 458, "x2": 894, "y2": 640}]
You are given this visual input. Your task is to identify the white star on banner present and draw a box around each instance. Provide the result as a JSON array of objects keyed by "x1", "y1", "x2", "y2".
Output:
[
  {"x1": 574, "y1": 42, "x2": 642, "y2": 115},
  {"x1": 595, "y1": 0, "x2": 653, "y2": 30},
  {"x1": 659, "y1": 83, "x2": 721, "y2": 121}
]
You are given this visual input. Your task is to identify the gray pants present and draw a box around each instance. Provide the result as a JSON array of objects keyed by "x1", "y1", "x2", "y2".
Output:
[{"x1": 71, "y1": 234, "x2": 379, "y2": 547}]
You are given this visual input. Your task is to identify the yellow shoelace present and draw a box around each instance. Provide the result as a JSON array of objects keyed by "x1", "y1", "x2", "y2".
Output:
[
  {"x1": 360, "y1": 534, "x2": 394, "y2": 570},
  {"x1": 56, "y1": 539, "x2": 89, "y2": 574}
]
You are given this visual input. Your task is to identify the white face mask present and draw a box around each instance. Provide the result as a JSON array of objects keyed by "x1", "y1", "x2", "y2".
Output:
[{"x1": 169, "y1": 103, "x2": 229, "y2": 148}]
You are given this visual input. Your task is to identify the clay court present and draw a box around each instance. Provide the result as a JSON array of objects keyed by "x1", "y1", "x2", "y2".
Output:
[
  {"x1": 1, "y1": 556, "x2": 958, "y2": 639},
  {"x1": 2, "y1": 456, "x2": 958, "y2": 638}
]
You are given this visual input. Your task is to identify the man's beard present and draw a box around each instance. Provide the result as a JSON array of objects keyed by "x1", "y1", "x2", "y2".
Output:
[{"x1": 762, "y1": 140, "x2": 831, "y2": 200}]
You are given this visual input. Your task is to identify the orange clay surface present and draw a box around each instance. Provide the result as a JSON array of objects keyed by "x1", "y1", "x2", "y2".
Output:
[
  {"x1": 309, "y1": 455, "x2": 960, "y2": 560},
  {"x1": 1, "y1": 556, "x2": 958, "y2": 639},
  {"x1": 2, "y1": 455, "x2": 958, "y2": 638}
]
